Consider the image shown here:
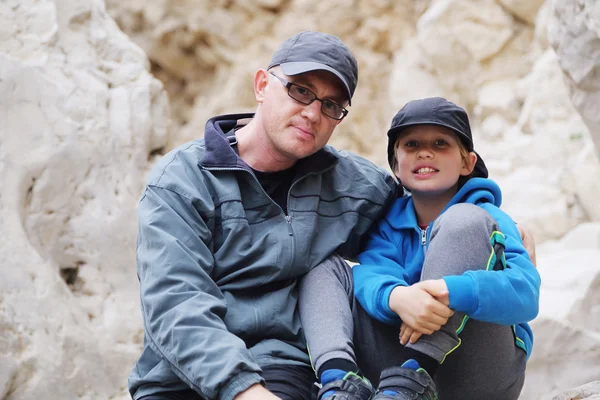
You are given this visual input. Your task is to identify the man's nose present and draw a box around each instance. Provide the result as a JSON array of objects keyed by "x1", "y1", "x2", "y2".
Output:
[{"x1": 300, "y1": 99, "x2": 322, "y2": 121}]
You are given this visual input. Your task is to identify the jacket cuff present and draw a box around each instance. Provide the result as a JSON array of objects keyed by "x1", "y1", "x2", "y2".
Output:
[
  {"x1": 219, "y1": 371, "x2": 264, "y2": 400},
  {"x1": 443, "y1": 274, "x2": 477, "y2": 315}
]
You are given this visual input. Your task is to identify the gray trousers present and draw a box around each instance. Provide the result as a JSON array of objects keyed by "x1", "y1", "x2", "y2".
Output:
[{"x1": 299, "y1": 204, "x2": 526, "y2": 400}]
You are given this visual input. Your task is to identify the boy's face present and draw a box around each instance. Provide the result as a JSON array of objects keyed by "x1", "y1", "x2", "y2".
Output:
[{"x1": 393, "y1": 125, "x2": 476, "y2": 197}]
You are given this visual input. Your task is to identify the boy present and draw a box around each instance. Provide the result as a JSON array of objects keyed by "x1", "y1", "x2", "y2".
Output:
[{"x1": 299, "y1": 97, "x2": 541, "y2": 399}]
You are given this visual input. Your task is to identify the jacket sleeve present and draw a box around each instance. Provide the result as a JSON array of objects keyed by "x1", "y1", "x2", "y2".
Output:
[
  {"x1": 443, "y1": 205, "x2": 541, "y2": 325},
  {"x1": 352, "y1": 218, "x2": 408, "y2": 325},
  {"x1": 137, "y1": 185, "x2": 263, "y2": 400}
]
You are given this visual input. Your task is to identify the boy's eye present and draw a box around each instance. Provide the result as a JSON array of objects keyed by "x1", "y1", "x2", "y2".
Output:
[
  {"x1": 434, "y1": 139, "x2": 448, "y2": 146},
  {"x1": 404, "y1": 140, "x2": 418, "y2": 148}
]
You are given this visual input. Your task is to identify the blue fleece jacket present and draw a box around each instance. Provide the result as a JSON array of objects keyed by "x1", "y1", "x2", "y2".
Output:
[{"x1": 353, "y1": 178, "x2": 541, "y2": 357}]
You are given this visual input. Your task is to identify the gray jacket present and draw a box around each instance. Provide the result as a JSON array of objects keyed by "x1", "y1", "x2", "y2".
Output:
[{"x1": 128, "y1": 113, "x2": 397, "y2": 400}]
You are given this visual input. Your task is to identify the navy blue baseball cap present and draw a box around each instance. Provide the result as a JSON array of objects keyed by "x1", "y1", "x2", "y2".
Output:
[
  {"x1": 268, "y1": 31, "x2": 358, "y2": 105},
  {"x1": 387, "y1": 97, "x2": 488, "y2": 178}
]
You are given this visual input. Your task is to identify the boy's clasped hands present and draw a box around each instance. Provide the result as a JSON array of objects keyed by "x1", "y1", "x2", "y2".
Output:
[{"x1": 389, "y1": 279, "x2": 454, "y2": 345}]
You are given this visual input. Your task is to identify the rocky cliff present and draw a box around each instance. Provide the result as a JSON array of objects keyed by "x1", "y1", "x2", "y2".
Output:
[{"x1": 0, "y1": 0, "x2": 598, "y2": 399}]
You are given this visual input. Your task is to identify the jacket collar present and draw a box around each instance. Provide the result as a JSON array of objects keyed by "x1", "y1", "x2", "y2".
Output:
[
  {"x1": 201, "y1": 113, "x2": 339, "y2": 174},
  {"x1": 387, "y1": 178, "x2": 501, "y2": 230}
]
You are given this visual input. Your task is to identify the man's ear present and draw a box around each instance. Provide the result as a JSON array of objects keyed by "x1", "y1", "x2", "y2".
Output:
[
  {"x1": 461, "y1": 152, "x2": 478, "y2": 176},
  {"x1": 254, "y1": 69, "x2": 269, "y2": 103}
]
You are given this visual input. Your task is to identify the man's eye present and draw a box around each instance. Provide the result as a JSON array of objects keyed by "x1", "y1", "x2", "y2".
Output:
[
  {"x1": 322, "y1": 100, "x2": 337, "y2": 110},
  {"x1": 294, "y1": 86, "x2": 311, "y2": 96}
]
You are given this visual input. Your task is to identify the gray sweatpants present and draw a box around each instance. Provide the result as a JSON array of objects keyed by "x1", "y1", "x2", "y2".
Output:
[{"x1": 299, "y1": 204, "x2": 526, "y2": 400}]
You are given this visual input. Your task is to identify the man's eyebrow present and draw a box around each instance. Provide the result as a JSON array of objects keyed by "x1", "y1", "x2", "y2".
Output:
[{"x1": 291, "y1": 77, "x2": 346, "y2": 104}]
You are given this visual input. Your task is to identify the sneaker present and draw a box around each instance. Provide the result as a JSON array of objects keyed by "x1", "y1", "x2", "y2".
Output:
[
  {"x1": 373, "y1": 360, "x2": 438, "y2": 400},
  {"x1": 318, "y1": 371, "x2": 375, "y2": 400}
]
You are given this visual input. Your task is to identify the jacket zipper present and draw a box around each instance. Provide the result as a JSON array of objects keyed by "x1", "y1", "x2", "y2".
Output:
[
  {"x1": 420, "y1": 227, "x2": 427, "y2": 255},
  {"x1": 205, "y1": 164, "x2": 336, "y2": 268},
  {"x1": 205, "y1": 166, "x2": 297, "y2": 261}
]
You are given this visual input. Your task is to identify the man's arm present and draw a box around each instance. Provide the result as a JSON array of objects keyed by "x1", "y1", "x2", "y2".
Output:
[
  {"x1": 517, "y1": 223, "x2": 537, "y2": 267},
  {"x1": 137, "y1": 185, "x2": 263, "y2": 400}
]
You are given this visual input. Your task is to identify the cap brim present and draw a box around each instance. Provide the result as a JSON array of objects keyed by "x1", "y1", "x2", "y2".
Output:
[
  {"x1": 387, "y1": 121, "x2": 473, "y2": 148},
  {"x1": 280, "y1": 62, "x2": 352, "y2": 106}
]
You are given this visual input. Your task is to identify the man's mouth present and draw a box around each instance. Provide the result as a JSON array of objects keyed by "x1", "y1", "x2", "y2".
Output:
[
  {"x1": 293, "y1": 125, "x2": 315, "y2": 138},
  {"x1": 413, "y1": 167, "x2": 439, "y2": 174}
]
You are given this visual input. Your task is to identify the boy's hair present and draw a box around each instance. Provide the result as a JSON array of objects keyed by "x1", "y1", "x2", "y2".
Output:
[{"x1": 386, "y1": 97, "x2": 488, "y2": 182}]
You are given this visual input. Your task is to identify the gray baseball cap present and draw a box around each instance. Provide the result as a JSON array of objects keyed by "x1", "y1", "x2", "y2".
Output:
[{"x1": 268, "y1": 31, "x2": 358, "y2": 105}]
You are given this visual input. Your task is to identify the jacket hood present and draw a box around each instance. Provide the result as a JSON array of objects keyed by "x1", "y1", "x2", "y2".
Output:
[
  {"x1": 386, "y1": 177, "x2": 501, "y2": 230},
  {"x1": 201, "y1": 113, "x2": 340, "y2": 174}
]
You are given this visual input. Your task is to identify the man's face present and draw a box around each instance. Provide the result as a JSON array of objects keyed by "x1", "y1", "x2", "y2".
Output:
[{"x1": 255, "y1": 68, "x2": 348, "y2": 163}]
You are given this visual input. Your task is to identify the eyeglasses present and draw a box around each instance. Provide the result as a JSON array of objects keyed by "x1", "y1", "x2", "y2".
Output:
[{"x1": 268, "y1": 72, "x2": 349, "y2": 120}]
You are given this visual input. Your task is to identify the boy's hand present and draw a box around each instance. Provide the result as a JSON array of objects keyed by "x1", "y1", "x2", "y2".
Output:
[
  {"x1": 399, "y1": 322, "x2": 422, "y2": 345},
  {"x1": 419, "y1": 279, "x2": 450, "y2": 306},
  {"x1": 389, "y1": 281, "x2": 454, "y2": 334},
  {"x1": 234, "y1": 384, "x2": 280, "y2": 400}
]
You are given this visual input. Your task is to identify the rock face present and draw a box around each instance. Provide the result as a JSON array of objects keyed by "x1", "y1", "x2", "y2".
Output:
[
  {"x1": 0, "y1": 0, "x2": 168, "y2": 399},
  {"x1": 0, "y1": 0, "x2": 599, "y2": 399},
  {"x1": 522, "y1": 224, "x2": 600, "y2": 399},
  {"x1": 548, "y1": 0, "x2": 600, "y2": 161},
  {"x1": 553, "y1": 381, "x2": 600, "y2": 400}
]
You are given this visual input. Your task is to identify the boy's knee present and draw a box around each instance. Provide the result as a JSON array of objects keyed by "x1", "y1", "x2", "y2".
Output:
[{"x1": 433, "y1": 204, "x2": 497, "y2": 236}]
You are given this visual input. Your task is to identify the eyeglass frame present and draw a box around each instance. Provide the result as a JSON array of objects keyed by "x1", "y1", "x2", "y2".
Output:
[{"x1": 268, "y1": 71, "x2": 349, "y2": 121}]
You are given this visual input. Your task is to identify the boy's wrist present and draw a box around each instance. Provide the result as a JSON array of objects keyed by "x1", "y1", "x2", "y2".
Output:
[{"x1": 388, "y1": 285, "x2": 408, "y2": 316}]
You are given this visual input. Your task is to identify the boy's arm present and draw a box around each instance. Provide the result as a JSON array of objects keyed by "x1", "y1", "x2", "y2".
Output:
[
  {"x1": 443, "y1": 205, "x2": 541, "y2": 325},
  {"x1": 353, "y1": 215, "x2": 419, "y2": 324},
  {"x1": 137, "y1": 185, "x2": 263, "y2": 400}
]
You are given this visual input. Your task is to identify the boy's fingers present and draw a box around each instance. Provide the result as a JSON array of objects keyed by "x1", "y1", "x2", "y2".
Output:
[
  {"x1": 419, "y1": 279, "x2": 449, "y2": 298},
  {"x1": 409, "y1": 331, "x2": 422, "y2": 344}
]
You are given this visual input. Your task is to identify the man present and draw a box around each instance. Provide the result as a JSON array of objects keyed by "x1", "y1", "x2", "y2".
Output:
[{"x1": 128, "y1": 31, "x2": 397, "y2": 400}]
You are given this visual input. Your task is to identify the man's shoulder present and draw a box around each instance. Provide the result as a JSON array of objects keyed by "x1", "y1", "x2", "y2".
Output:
[
  {"x1": 322, "y1": 146, "x2": 397, "y2": 206},
  {"x1": 145, "y1": 139, "x2": 208, "y2": 197},
  {"x1": 325, "y1": 145, "x2": 390, "y2": 179}
]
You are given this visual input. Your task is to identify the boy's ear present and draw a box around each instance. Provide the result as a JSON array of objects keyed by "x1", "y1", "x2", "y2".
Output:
[
  {"x1": 254, "y1": 69, "x2": 269, "y2": 103},
  {"x1": 461, "y1": 152, "x2": 478, "y2": 176}
]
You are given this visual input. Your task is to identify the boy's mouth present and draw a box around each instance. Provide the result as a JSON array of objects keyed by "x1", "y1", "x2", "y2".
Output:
[{"x1": 413, "y1": 167, "x2": 439, "y2": 174}]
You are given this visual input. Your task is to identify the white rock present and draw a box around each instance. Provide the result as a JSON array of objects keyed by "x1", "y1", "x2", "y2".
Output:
[
  {"x1": 0, "y1": 356, "x2": 18, "y2": 399},
  {"x1": 548, "y1": 0, "x2": 600, "y2": 160},
  {"x1": 497, "y1": 0, "x2": 546, "y2": 25},
  {"x1": 1, "y1": 0, "x2": 599, "y2": 397},
  {"x1": 521, "y1": 223, "x2": 600, "y2": 400},
  {"x1": 0, "y1": 0, "x2": 168, "y2": 398},
  {"x1": 475, "y1": 79, "x2": 521, "y2": 122},
  {"x1": 553, "y1": 381, "x2": 600, "y2": 400},
  {"x1": 418, "y1": 0, "x2": 514, "y2": 62}
]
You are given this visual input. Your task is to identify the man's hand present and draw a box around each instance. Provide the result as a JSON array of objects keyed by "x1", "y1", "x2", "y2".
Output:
[
  {"x1": 399, "y1": 322, "x2": 422, "y2": 345},
  {"x1": 234, "y1": 384, "x2": 280, "y2": 400},
  {"x1": 516, "y1": 224, "x2": 537, "y2": 267},
  {"x1": 389, "y1": 280, "x2": 454, "y2": 335}
]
